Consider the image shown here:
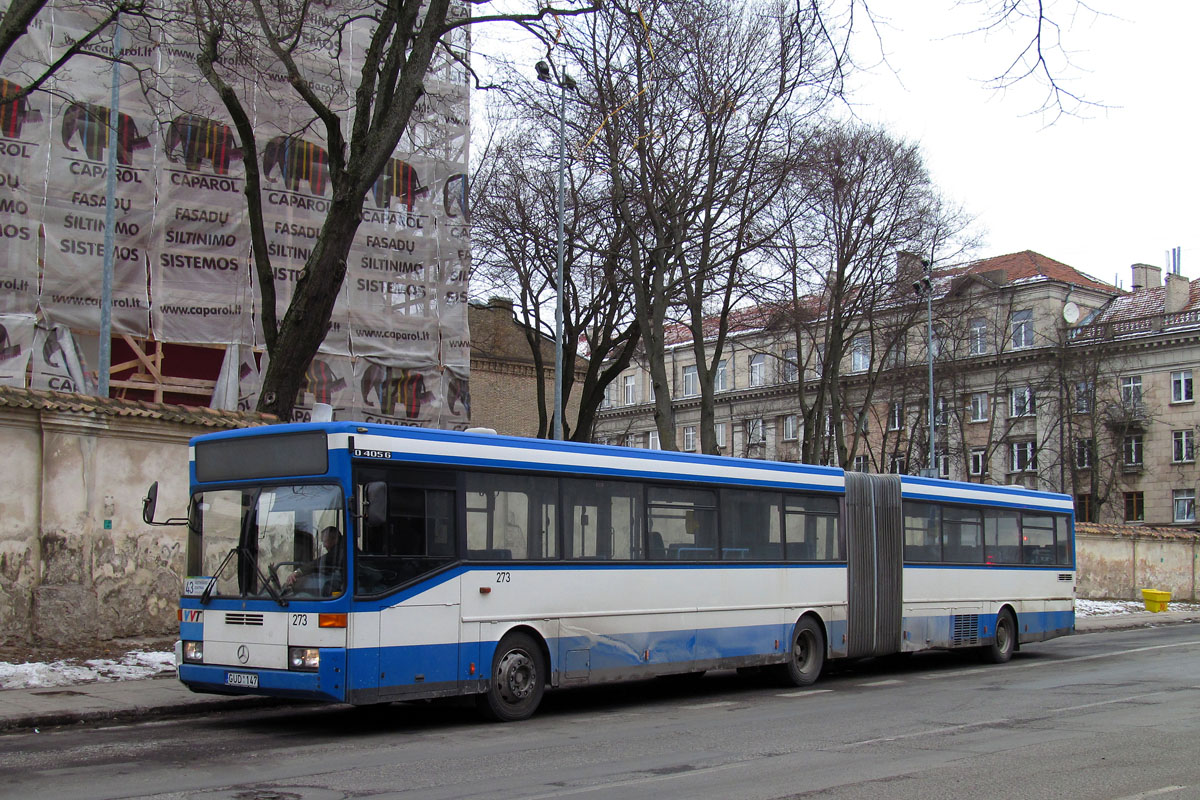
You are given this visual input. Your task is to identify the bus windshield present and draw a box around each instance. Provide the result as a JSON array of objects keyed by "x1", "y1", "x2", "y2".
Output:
[{"x1": 189, "y1": 484, "x2": 345, "y2": 600}]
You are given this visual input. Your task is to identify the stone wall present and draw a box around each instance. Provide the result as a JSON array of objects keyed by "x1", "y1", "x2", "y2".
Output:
[
  {"x1": 1076, "y1": 523, "x2": 1199, "y2": 602},
  {"x1": 0, "y1": 387, "x2": 267, "y2": 645}
]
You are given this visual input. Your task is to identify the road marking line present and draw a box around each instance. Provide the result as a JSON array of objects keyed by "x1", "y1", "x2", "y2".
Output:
[
  {"x1": 680, "y1": 701, "x2": 736, "y2": 709},
  {"x1": 863, "y1": 679, "x2": 902, "y2": 686},
  {"x1": 778, "y1": 689, "x2": 834, "y2": 698},
  {"x1": 1111, "y1": 786, "x2": 1188, "y2": 800}
]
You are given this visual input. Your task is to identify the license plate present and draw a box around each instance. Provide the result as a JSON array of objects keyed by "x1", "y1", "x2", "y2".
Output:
[{"x1": 225, "y1": 671, "x2": 259, "y2": 688}]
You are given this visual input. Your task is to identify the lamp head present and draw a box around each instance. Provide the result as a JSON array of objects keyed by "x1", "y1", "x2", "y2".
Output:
[{"x1": 536, "y1": 61, "x2": 552, "y2": 82}]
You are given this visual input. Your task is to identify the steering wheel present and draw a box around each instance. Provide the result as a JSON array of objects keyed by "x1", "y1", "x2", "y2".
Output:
[{"x1": 270, "y1": 561, "x2": 305, "y2": 595}]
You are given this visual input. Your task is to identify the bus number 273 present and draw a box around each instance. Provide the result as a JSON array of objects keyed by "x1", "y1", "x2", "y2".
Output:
[{"x1": 495, "y1": 572, "x2": 511, "y2": 583}]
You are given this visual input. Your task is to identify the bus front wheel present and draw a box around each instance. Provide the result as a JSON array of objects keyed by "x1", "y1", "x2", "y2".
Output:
[
  {"x1": 983, "y1": 609, "x2": 1016, "y2": 664},
  {"x1": 478, "y1": 632, "x2": 545, "y2": 722},
  {"x1": 777, "y1": 616, "x2": 825, "y2": 687}
]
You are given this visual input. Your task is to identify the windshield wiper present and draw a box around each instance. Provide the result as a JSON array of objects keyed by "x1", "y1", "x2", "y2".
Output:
[
  {"x1": 200, "y1": 547, "x2": 238, "y2": 605},
  {"x1": 199, "y1": 546, "x2": 289, "y2": 607}
]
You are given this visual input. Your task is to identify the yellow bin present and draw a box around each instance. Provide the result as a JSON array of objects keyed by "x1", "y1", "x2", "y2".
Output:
[{"x1": 1141, "y1": 589, "x2": 1172, "y2": 612}]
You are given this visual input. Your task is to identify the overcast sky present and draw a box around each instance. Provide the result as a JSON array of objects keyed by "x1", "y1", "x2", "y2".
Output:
[{"x1": 845, "y1": 2, "x2": 1199, "y2": 288}]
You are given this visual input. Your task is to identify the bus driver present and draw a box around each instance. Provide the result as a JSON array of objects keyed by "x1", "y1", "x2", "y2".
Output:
[{"x1": 286, "y1": 526, "x2": 344, "y2": 593}]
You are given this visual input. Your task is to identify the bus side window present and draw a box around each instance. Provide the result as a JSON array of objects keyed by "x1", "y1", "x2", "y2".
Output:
[
  {"x1": 465, "y1": 472, "x2": 559, "y2": 560},
  {"x1": 355, "y1": 483, "x2": 456, "y2": 595}
]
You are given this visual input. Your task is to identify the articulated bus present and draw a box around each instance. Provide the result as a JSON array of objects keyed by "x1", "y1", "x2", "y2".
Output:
[{"x1": 158, "y1": 422, "x2": 1076, "y2": 721}]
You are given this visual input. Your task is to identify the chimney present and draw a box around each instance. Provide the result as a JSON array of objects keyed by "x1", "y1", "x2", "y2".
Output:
[
  {"x1": 1131, "y1": 263, "x2": 1161, "y2": 292},
  {"x1": 488, "y1": 296, "x2": 515, "y2": 315},
  {"x1": 1165, "y1": 272, "x2": 1191, "y2": 314}
]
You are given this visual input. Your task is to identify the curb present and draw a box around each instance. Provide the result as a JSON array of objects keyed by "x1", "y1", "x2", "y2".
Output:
[{"x1": 0, "y1": 693, "x2": 298, "y2": 733}]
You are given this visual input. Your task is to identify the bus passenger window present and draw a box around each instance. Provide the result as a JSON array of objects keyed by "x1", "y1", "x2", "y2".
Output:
[
  {"x1": 942, "y1": 507, "x2": 984, "y2": 563},
  {"x1": 465, "y1": 473, "x2": 558, "y2": 560},
  {"x1": 984, "y1": 509, "x2": 1021, "y2": 564},
  {"x1": 1021, "y1": 514, "x2": 1056, "y2": 565},
  {"x1": 563, "y1": 480, "x2": 642, "y2": 560},
  {"x1": 1054, "y1": 515, "x2": 1073, "y2": 565},
  {"x1": 721, "y1": 489, "x2": 782, "y2": 560},
  {"x1": 903, "y1": 502, "x2": 941, "y2": 562},
  {"x1": 783, "y1": 495, "x2": 841, "y2": 561},
  {"x1": 647, "y1": 487, "x2": 717, "y2": 560}
]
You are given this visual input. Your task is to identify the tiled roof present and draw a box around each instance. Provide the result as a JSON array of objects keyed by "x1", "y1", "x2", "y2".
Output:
[
  {"x1": 1086, "y1": 278, "x2": 1200, "y2": 325},
  {"x1": 954, "y1": 250, "x2": 1117, "y2": 293},
  {"x1": 0, "y1": 386, "x2": 277, "y2": 428},
  {"x1": 1076, "y1": 522, "x2": 1200, "y2": 541}
]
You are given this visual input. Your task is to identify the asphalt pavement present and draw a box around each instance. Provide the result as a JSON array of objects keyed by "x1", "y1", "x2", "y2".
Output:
[{"x1": 1, "y1": 610, "x2": 1196, "y2": 733}]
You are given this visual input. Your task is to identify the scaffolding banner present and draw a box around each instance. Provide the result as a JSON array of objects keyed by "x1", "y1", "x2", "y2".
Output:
[
  {"x1": 39, "y1": 6, "x2": 152, "y2": 335},
  {"x1": 0, "y1": 314, "x2": 35, "y2": 386}
]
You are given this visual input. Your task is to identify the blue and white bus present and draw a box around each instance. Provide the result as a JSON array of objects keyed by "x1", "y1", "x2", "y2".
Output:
[{"x1": 157, "y1": 423, "x2": 1075, "y2": 721}]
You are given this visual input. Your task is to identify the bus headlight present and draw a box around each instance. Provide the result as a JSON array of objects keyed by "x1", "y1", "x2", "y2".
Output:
[
  {"x1": 183, "y1": 640, "x2": 204, "y2": 663},
  {"x1": 288, "y1": 647, "x2": 320, "y2": 671}
]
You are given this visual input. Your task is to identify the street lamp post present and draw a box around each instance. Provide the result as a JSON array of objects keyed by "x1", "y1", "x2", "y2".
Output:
[
  {"x1": 537, "y1": 60, "x2": 575, "y2": 440},
  {"x1": 914, "y1": 258, "x2": 936, "y2": 478}
]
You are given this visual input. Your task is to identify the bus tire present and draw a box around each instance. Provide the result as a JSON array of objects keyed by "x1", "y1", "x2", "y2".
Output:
[
  {"x1": 776, "y1": 616, "x2": 825, "y2": 687},
  {"x1": 478, "y1": 631, "x2": 545, "y2": 722},
  {"x1": 983, "y1": 608, "x2": 1016, "y2": 664}
]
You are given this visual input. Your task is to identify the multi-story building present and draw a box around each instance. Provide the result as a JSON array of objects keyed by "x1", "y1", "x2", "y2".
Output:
[{"x1": 594, "y1": 251, "x2": 1200, "y2": 528}]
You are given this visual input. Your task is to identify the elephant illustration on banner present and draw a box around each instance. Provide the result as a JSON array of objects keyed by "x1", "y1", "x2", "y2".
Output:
[
  {"x1": 0, "y1": 79, "x2": 42, "y2": 139},
  {"x1": 372, "y1": 157, "x2": 428, "y2": 210},
  {"x1": 448, "y1": 375, "x2": 470, "y2": 418},
  {"x1": 443, "y1": 173, "x2": 469, "y2": 221},
  {"x1": 60, "y1": 101, "x2": 150, "y2": 164},
  {"x1": 164, "y1": 114, "x2": 242, "y2": 174},
  {"x1": 262, "y1": 135, "x2": 329, "y2": 195},
  {"x1": 303, "y1": 358, "x2": 347, "y2": 405},
  {"x1": 360, "y1": 363, "x2": 432, "y2": 419}
]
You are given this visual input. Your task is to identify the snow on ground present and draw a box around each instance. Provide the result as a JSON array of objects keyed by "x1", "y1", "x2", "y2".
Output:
[
  {"x1": 0, "y1": 649, "x2": 175, "y2": 690},
  {"x1": 1075, "y1": 599, "x2": 1200, "y2": 617}
]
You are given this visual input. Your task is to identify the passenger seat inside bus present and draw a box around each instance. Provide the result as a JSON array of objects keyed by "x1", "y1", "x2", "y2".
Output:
[{"x1": 649, "y1": 531, "x2": 665, "y2": 560}]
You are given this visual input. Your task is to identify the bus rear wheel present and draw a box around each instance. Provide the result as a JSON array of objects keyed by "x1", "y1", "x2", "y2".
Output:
[
  {"x1": 775, "y1": 616, "x2": 825, "y2": 687},
  {"x1": 478, "y1": 632, "x2": 545, "y2": 722},
  {"x1": 982, "y1": 608, "x2": 1016, "y2": 664}
]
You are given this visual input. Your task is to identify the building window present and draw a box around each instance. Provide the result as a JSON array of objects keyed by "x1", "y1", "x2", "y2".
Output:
[
  {"x1": 853, "y1": 455, "x2": 869, "y2": 472},
  {"x1": 1174, "y1": 489, "x2": 1196, "y2": 523},
  {"x1": 1172, "y1": 370, "x2": 1194, "y2": 403},
  {"x1": 937, "y1": 451, "x2": 950, "y2": 479},
  {"x1": 1011, "y1": 309, "x2": 1034, "y2": 349},
  {"x1": 624, "y1": 434, "x2": 641, "y2": 448},
  {"x1": 748, "y1": 354, "x2": 765, "y2": 387},
  {"x1": 682, "y1": 365, "x2": 699, "y2": 397},
  {"x1": 969, "y1": 318, "x2": 988, "y2": 355},
  {"x1": 601, "y1": 383, "x2": 616, "y2": 409},
  {"x1": 889, "y1": 454, "x2": 906, "y2": 474},
  {"x1": 935, "y1": 396, "x2": 950, "y2": 427},
  {"x1": 851, "y1": 336, "x2": 870, "y2": 373},
  {"x1": 1075, "y1": 438, "x2": 1093, "y2": 469},
  {"x1": 648, "y1": 430, "x2": 660, "y2": 450},
  {"x1": 1010, "y1": 441, "x2": 1037, "y2": 473},
  {"x1": 886, "y1": 334, "x2": 906, "y2": 368},
  {"x1": 746, "y1": 417, "x2": 765, "y2": 445},
  {"x1": 1074, "y1": 381, "x2": 1093, "y2": 414},
  {"x1": 782, "y1": 414, "x2": 799, "y2": 441},
  {"x1": 888, "y1": 401, "x2": 904, "y2": 431},
  {"x1": 1121, "y1": 375, "x2": 1143, "y2": 408},
  {"x1": 1010, "y1": 386, "x2": 1035, "y2": 418},
  {"x1": 715, "y1": 360, "x2": 727, "y2": 391},
  {"x1": 969, "y1": 391, "x2": 989, "y2": 422},
  {"x1": 1123, "y1": 434, "x2": 1143, "y2": 467},
  {"x1": 1075, "y1": 494, "x2": 1094, "y2": 523},
  {"x1": 1124, "y1": 491, "x2": 1144, "y2": 522},
  {"x1": 714, "y1": 423, "x2": 726, "y2": 449},
  {"x1": 623, "y1": 374, "x2": 637, "y2": 405},
  {"x1": 683, "y1": 425, "x2": 697, "y2": 452},
  {"x1": 969, "y1": 447, "x2": 987, "y2": 476},
  {"x1": 1173, "y1": 430, "x2": 1196, "y2": 463},
  {"x1": 782, "y1": 350, "x2": 798, "y2": 383}
]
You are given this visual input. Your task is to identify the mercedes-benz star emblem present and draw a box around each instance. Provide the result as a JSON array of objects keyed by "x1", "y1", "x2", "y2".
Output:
[{"x1": 237, "y1": 645, "x2": 249, "y2": 664}]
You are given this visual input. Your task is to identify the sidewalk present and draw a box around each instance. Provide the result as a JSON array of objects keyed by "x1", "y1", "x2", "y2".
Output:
[{"x1": 1, "y1": 611, "x2": 1197, "y2": 733}]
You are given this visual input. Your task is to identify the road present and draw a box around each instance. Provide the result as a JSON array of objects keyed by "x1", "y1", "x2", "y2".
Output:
[{"x1": 3, "y1": 624, "x2": 1199, "y2": 800}]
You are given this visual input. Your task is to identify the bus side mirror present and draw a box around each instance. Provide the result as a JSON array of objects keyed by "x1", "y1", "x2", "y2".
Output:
[
  {"x1": 143, "y1": 481, "x2": 188, "y2": 526},
  {"x1": 366, "y1": 481, "x2": 388, "y2": 527},
  {"x1": 143, "y1": 482, "x2": 159, "y2": 525}
]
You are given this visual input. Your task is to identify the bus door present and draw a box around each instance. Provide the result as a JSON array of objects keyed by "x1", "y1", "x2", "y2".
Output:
[
  {"x1": 843, "y1": 473, "x2": 902, "y2": 658},
  {"x1": 353, "y1": 467, "x2": 459, "y2": 702}
]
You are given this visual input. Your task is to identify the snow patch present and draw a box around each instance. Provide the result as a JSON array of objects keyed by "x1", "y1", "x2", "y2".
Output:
[{"x1": 0, "y1": 650, "x2": 175, "y2": 690}]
